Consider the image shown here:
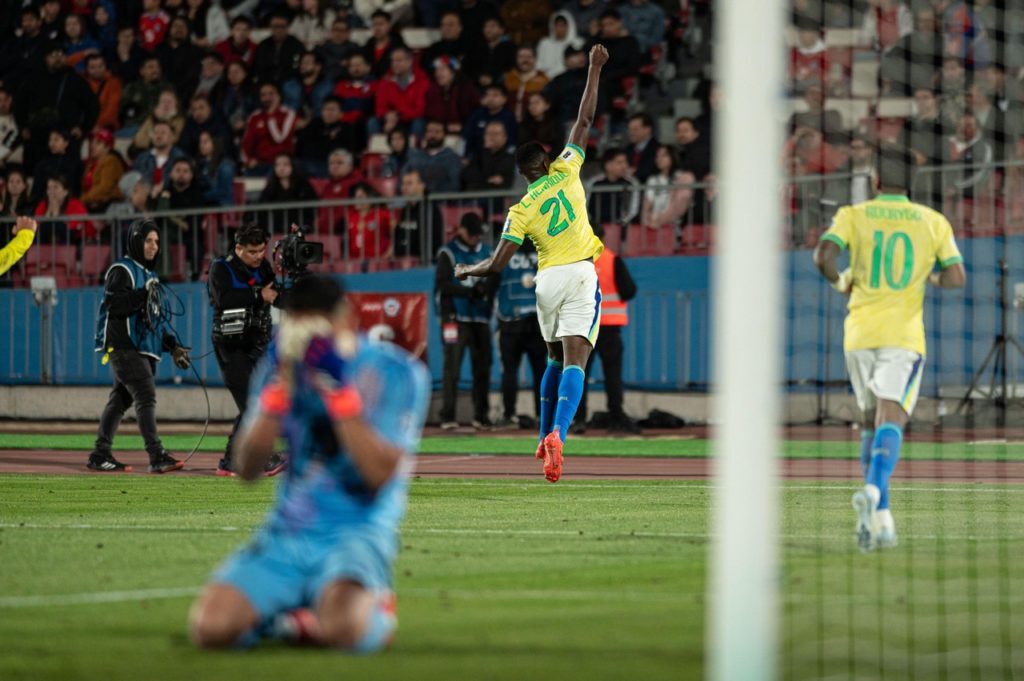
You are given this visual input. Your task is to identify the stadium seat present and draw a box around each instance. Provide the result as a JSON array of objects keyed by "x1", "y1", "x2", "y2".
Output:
[
  {"x1": 825, "y1": 28, "x2": 868, "y2": 48},
  {"x1": 440, "y1": 204, "x2": 484, "y2": 237},
  {"x1": 167, "y1": 245, "x2": 188, "y2": 282},
  {"x1": 600, "y1": 223, "x2": 622, "y2": 253},
  {"x1": 361, "y1": 153, "x2": 385, "y2": 178},
  {"x1": 81, "y1": 245, "x2": 112, "y2": 283},
  {"x1": 876, "y1": 98, "x2": 914, "y2": 118},
  {"x1": 371, "y1": 176, "x2": 398, "y2": 197},
  {"x1": 367, "y1": 134, "x2": 390, "y2": 154},
  {"x1": 24, "y1": 244, "x2": 77, "y2": 275},
  {"x1": 677, "y1": 224, "x2": 713, "y2": 255},
  {"x1": 625, "y1": 224, "x2": 676, "y2": 257},
  {"x1": 850, "y1": 58, "x2": 881, "y2": 98},
  {"x1": 826, "y1": 99, "x2": 870, "y2": 130}
]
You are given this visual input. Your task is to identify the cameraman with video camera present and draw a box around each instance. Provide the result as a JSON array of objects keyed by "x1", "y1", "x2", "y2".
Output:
[{"x1": 208, "y1": 223, "x2": 287, "y2": 477}]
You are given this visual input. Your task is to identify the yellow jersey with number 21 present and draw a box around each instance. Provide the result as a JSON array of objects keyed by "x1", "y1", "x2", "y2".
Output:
[
  {"x1": 501, "y1": 144, "x2": 604, "y2": 271},
  {"x1": 822, "y1": 193, "x2": 963, "y2": 355}
]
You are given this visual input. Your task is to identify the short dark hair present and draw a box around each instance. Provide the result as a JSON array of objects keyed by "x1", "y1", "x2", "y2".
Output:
[
  {"x1": 203, "y1": 51, "x2": 225, "y2": 65},
  {"x1": 230, "y1": 15, "x2": 252, "y2": 28},
  {"x1": 876, "y1": 144, "x2": 914, "y2": 191},
  {"x1": 235, "y1": 223, "x2": 269, "y2": 246},
  {"x1": 517, "y1": 44, "x2": 536, "y2": 56},
  {"x1": 268, "y1": 10, "x2": 291, "y2": 24},
  {"x1": 484, "y1": 84, "x2": 506, "y2": 97},
  {"x1": 48, "y1": 173, "x2": 69, "y2": 189},
  {"x1": 440, "y1": 10, "x2": 460, "y2": 23},
  {"x1": 600, "y1": 9, "x2": 621, "y2": 21},
  {"x1": 629, "y1": 112, "x2": 654, "y2": 129},
  {"x1": 564, "y1": 45, "x2": 585, "y2": 59},
  {"x1": 371, "y1": 9, "x2": 392, "y2": 22},
  {"x1": 515, "y1": 141, "x2": 547, "y2": 172},
  {"x1": 483, "y1": 16, "x2": 506, "y2": 29},
  {"x1": 602, "y1": 147, "x2": 627, "y2": 165},
  {"x1": 676, "y1": 116, "x2": 697, "y2": 127},
  {"x1": 322, "y1": 95, "x2": 342, "y2": 108},
  {"x1": 259, "y1": 81, "x2": 280, "y2": 94},
  {"x1": 284, "y1": 275, "x2": 345, "y2": 314},
  {"x1": 85, "y1": 52, "x2": 105, "y2": 66},
  {"x1": 459, "y1": 212, "x2": 483, "y2": 235}
]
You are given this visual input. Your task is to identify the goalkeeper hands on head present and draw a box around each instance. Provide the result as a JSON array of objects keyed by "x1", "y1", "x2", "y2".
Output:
[{"x1": 259, "y1": 334, "x2": 362, "y2": 420}]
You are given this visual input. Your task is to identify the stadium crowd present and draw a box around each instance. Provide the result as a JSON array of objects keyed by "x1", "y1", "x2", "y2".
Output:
[{"x1": 0, "y1": 0, "x2": 1021, "y2": 280}]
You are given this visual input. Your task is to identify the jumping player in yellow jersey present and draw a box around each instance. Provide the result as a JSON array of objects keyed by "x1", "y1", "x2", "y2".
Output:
[
  {"x1": 814, "y1": 148, "x2": 966, "y2": 552},
  {"x1": 455, "y1": 44, "x2": 609, "y2": 483}
]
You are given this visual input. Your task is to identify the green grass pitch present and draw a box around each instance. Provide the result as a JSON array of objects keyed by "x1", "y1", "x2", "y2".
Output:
[{"x1": 2, "y1": 471, "x2": 1022, "y2": 680}]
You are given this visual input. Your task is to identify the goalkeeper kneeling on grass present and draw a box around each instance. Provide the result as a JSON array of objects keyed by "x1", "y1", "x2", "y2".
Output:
[
  {"x1": 88, "y1": 219, "x2": 192, "y2": 474},
  {"x1": 189, "y1": 274, "x2": 430, "y2": 653}
]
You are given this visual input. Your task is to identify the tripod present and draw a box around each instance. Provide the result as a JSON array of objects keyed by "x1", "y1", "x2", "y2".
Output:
[{"x1": 955, "y1": 258, "x2": 1024, "y2": 423}]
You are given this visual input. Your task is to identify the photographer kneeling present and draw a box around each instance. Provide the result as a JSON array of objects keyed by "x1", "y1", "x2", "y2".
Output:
[
  {"x1": 208, "y1": 223, "x2": 287, "y2": 477},
  {"x1": 89, "y1": 219, "x2": 192, "y2": 473}
]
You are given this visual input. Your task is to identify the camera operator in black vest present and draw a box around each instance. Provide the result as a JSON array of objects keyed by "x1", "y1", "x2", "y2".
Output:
[{"x1": 208, "y1": 223, "x2": 287, "y2": 477}]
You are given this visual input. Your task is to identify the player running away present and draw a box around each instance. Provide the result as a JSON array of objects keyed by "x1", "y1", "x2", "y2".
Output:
[
  {"x1": 189, "y1": 275, "x2": 430, "y2": 652},
  {"x1": 455, "y1": 44, "x2": 609, "y2": 484},
  {"x1": 813, "y1": 147, "x2": 966, "y2": 552}
]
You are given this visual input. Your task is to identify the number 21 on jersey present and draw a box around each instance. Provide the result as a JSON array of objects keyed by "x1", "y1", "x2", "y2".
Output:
[{"x1": 540, "y1": 190, "x2": 576, "y2": 236}]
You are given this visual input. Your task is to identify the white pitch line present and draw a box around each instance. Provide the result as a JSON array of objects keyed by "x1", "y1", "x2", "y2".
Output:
[
  {"x1": 415, "y1": 455, "x2": 497, "y2": 466},
  {"x1": 0, "y1": 586, "x2": 200, "y2": 608},
  {"x1": 410, "y1": 480, "x2": 1024, "y2": 493}
]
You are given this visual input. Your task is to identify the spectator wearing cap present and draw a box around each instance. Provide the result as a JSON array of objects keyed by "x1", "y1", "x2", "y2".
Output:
[
  {"x1": 282, "y1": 51, "x2": 334, "y2": 125},
  {"x1": 241, "y1": 82, "x2": 298, "y2": 176},
  {"x1": 372, "y1": 47, "x2": 429, "y2": 139},
  {"x1": 617, "y1": 0, "x2": 665, "y2": 54},
  {"x1": 403, "y1": 120, "x2": 461, "y2": 193},
  {"x1": 788, "y1": 19, "x2": 829, "y2": 95},
  {"x1": 317, "y1": 17, "x2": 362, "y2": 82},
  {"x1": 332, "y1": 53, "x2": 376, "y2": 150},
  {"x1": 537, "y1": 11, "x2": 584, "y2": 79},
  {"x1": 424, "y1": 56, "x2": 480, "y2": 135},
  {"x1": 119, "y1": 57, "x2": 172, "y2": 137},
  {"x1": 139, "y1": 0, "x2": 171, "y2": 52},
  {"x1": 504, "y1": 45, "x2": 549, "y2": 122},
  {"x1": 253, "y1": 11, "x2": 305, "y2": 84},
  {"x1": 0, "y1": 8, "x2": 47, "y2": 92},
  {"x1": 81, "y1": 128, "x2": 127, "y2": 212},
  {"x1": 473, "y1": 16, "x2": 517, "y2": 88},
  {"x1": 421, "y1": 11, "x2": 469, "y2": 75},
  {"x1": 464, "y1": 85, "x2": 518, "y2": 159},
  {"x1": 214, "y1": 16, "x2": 256, "y2": 68},
  {"x1": 435, "y1": 212, "x2": 496, "y2": 430},
  {"x1": 157, "y1": 16, "x2": 204, "y2": 103},
  {"x1": 362, "y1": 9, "x2": 407, "y2": 78},
  {"x1": 84, "y1": 54, "x2": 123, "y2": 133},
  {"x1": 14, "y1": 43, "x2": 98, "y2": 171},
  {"x1": 32, "y1": 128, "x2": 85, "y2": 205}
]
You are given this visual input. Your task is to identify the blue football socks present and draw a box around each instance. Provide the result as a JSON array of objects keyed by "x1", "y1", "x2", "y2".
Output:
[
  {"x1": 859, "y1": 428, "x2": 875, "y2": 482},
  {"x1": 867, "y1": 423, "x2": 903, "y2": 511},
  {"x1": 552, "y1": 365, "x2": 586, "y2": 443},
  {"x1": 539, "y1": 359, "x2": 562, "y2": 439}
]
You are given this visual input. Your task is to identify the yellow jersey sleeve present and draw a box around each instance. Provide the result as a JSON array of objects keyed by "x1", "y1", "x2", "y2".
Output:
[
  {"x1": 501, "y1": 202, "x2": 528, "y2": 245},
  {"x1": 821, "y1": 206, "x2": 855, "y2": 251},
  {"x1": 548, "y1": 143, "x2": 586, "y2": 179},
  {"x1": 935, "y1": 216, "x2": 963, "y2": 268},
  {"x1": 0, "y1": 229, "x2": 35, "y2": 277}
]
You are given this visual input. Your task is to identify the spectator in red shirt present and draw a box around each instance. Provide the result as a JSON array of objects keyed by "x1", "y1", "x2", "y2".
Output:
[
  {"x1": 362, "y1": 9, "x2": 407, "y2": 78},
  {"x1": 372, "y1": 47, "x2": 429, "y2": 139},
  {"x1": 861, "y1": 0, "x2": 913, "y2": 52},
  {"x1": 318, "y1": 149, "x2": 366, "y2": 234},
  {"x1": 241, "y1": 82, "x2": 298, "y2": 176},
  {"x1": 35, "y1": 174, "x2": 94, "y2": 243},
  {"x1": 139, "y1": 0, "x2": 171, "y2": 52},
  {"x1": 214, "y1": 16, "x2": 256, "y2": 68},
  {"x1": 344, "y1": 182, "x2": 392, "y2": 260},
  {"x1": 424, "y1": 56, "x2": 480, "y2": 135},
  {"x1": 333, "y1": 51, "x2": 376, "y2": 147},
  {"x1": 788, "y1": 19, "x2": 829, "y2": 95},
  {"x1": 785, "y1": 126, "x2": 845, "y2": 175}
]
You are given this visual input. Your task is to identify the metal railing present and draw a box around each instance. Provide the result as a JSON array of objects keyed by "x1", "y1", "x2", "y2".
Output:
[{"x1": 4, "y1": 162, "x2": 1024, "y2": 286}]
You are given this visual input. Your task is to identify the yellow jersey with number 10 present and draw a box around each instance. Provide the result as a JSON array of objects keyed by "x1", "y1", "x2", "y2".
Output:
[
  {"x1": 822, "y1": 193, "x2": 963, "y2": 355},
  {"x1": 501, "y1": 144, "x2": 604, "y2": 271}
]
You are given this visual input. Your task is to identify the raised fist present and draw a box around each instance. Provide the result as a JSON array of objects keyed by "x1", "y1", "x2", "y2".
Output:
[{"x1": 590, "y1": 44, "x2": 609, "y2": 68}]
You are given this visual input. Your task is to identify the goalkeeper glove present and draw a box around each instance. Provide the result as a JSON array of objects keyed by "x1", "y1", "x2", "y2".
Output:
[
  {"x1": 831, "y1": 268, "x2": 853, "y2": 295},
  {"x1": 304, "y1": 335, "x2": 362, "y2": 420}
]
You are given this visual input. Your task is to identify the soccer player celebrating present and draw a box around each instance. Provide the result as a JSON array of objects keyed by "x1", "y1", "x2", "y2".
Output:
[
  {"x1": 455, "y1": 44, "x2": 609, "y2": 483},
  {"x1": 813, "y1": 148, "x2": 966, "y2": 552},
  {"x1": 189, "y1": 275, "x2": 429, "y2": 652}
]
